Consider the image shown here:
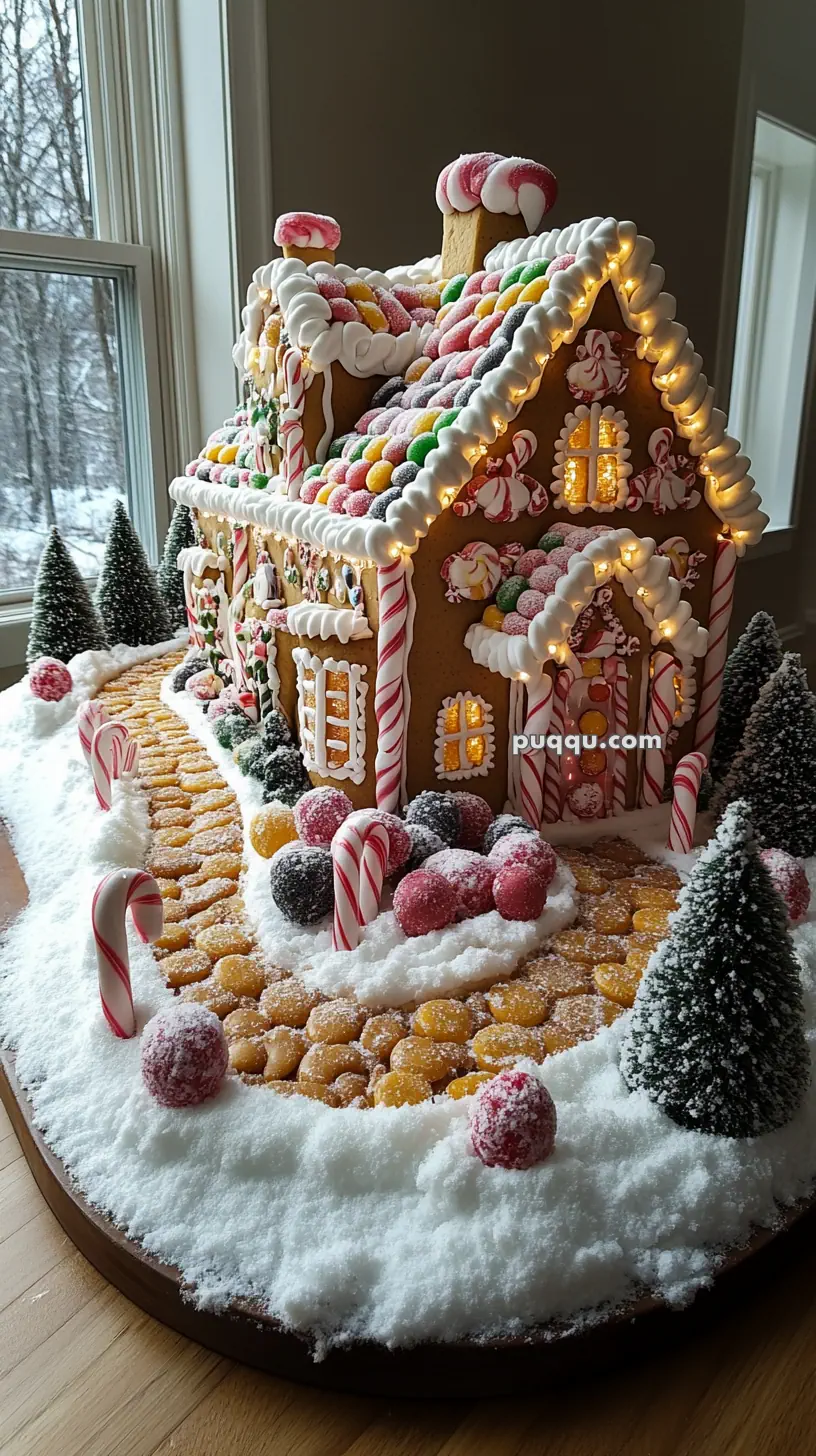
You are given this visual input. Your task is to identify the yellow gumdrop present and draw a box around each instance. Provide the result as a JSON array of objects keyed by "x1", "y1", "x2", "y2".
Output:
[
  {"x1": 495, "y1": 282, "x2": 525, "y2": 313},
  {"x1": 373, "y1": 1070, "x2": 433, "y2": 1107},
  {"x1": 435, "y1": 301, "x2": 454, "y2": 325},
  {"x1": 356, "y1": 300, "x2": 388, "y2": 332},
  {"x1": 519, "y1": 277, "x2": 549, "y2": 303},
  {"x1": 417, "y1": 284, "x2": 441, "y2": 309},
  {"x1": 217, "y1": 443, "x2": 238, "y2": 464},
  {"x1": 474, "y1": 291, "x2": 499, "y2": 319},
  {"x1": 405, "y1": 356, "x2": 431, "y2": 383},
  {"x1": 315, "y1": 482, "x2": 333, "y2": 504},
  {"x1": 631, "y1": 907, "x2": 671, "y2": 935},
  {"x1": 362, "y1": 437, "x2": 387, "y2": 462},
  {"x1": 367, "y1": 459, "x2": 394, "y2": 494},
  {"x1": 249, "y1": 804, "x2": 298, "y2": 859},
  {"x1": 446, "y1": 1071, "x2": 495, "y2": 1100},
  {"x1": 413, "y1": 410, "x2": 441, "y2": 436},
  {"x1": 344, "y1": 279, "x2": 376, "y2": 304},
  {"x1": 205, "y1": 443, "x2": 222, "y2": 461},
  {"x1": 413, "y1": 999, "x2": 470, "y2": 1043},
  {"x1": 482, "y1": 605, "x2": 505, "y2": 630}
]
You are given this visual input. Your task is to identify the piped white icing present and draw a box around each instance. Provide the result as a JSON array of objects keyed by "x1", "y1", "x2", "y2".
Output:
[{"x1": 284, "y1": 602, "x2": 371, "y2": 643}]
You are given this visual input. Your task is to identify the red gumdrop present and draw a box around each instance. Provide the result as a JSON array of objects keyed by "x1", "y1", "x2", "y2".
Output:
[
  {"x1": 439, "y1": 317, "x2": 478, "y2": 356},
  {"x1": 331, "y1": 297, "x2": 360, "y2": 323},
  {"x1": 409, "y1": 306, "x2": 437, "y2": 326},
  {"x1": 28, "y1": 657, "x2": 72, "y2": 702},
  {"x1": 517, "y1": 589, "x2": 550, "y2": 621},
  {"x1": 468, "y1": 312, "x2": 504, "y2": 350},
  {"x1": 391, "y1": 284, "x2": 421, "y2": 310},
  {"x1": 345, "y1": 459, "x2": 371, "y2": 491},
  {"x1": 376, "y1": 290, "x2": 413, "y2": 334},
  {"x1": 469, "y1": 1069, "x2": 557, "y2": 1169},
  {"x1": 316, "y1": 275, "x2": 346, "y2": 301},
  {"x1": 295, "y1": 786, "x2": 353, "y2": 846},
  {"x1": 369, "y1": 810, "x2": 412, "y2": 873},
  {"x1": 760, "y1": 848, "x2": 811, "y2": 923},
  {"x1": 493, "y1": 863, "x2": 548, "y2": 921},
  {"x1": 439, "y1": 294, "x2": 477, "y2": 333},
  {"x1": 545, "y1": 253, "x2": 576, "y2": 278},
  {"x1": 424, "y1": 329, "x2": 442, "y2": 360},
  {"x1": 501, "y1": 612, "x2": 530, "y2": 636},
  {"x1": 424, "y1": 848, "x2": 496, "y2": 918},
  {"x1": 546, "y1": 545, "x2": 578, "y2": 572},
  {"x1": 452, "y1": 791, "x2": 494, "y2": 849},
  {"x1": 140, "y1": 1004, "x2": 228, "y2": 1108},
  {"x1": 355, "y1": 408, "x2": 382, "y2": 434},
  {"x1": 382, "y1": 436, "x2": 410, "y2": 465},
  {"x1": 488, "y1": 831, "x2": 557, "y2": 888},
  {"x1": 345, "y1": 489, "x2": 376, "y2": 516},
  {"x1": 516, "y1": 549, "x2": 549, "y2": 578},
  {"x1": 327, "y1": 459, "x2": 348, "y2": 485},
  {"x1": 455, "y1": 350, "x2": 481, "y2": 379},
  {"x1": 462, "y1": 270, "x2": 486, "y2": 297},
  {"x1": 481, "y1": 270, "x2": 503, "y2": 293},
  {"x1": 327, "y1": 484, "x2": 352, "y2": 513},
  {"x1": 300, "y1": 479, "x2": 322, "y2": 504},
  {"x1": 528, "y1": 564, "x2": 563, "y2": 594},
  {"x1": 393, "y1": 869, "x2": 458, "y2": 938}
]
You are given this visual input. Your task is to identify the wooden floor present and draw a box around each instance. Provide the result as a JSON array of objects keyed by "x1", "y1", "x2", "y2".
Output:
[{"x1": 2, "y1": 837, "x2": 816, "y2": 1453}]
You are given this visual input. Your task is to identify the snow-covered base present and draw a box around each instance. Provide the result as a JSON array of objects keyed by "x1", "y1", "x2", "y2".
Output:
[{"x1": 2, "y1": 648, "x2": 816, "y2": 1354}]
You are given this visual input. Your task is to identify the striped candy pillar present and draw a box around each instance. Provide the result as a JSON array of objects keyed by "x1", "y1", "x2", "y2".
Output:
[
  {"x1": 281, "y1": 347, "x2": 306, "y2": 499},
  {"x1": 374, "y1": 556, "x2": 413, "y2": 812},
  {"x1": 694, "y1": 535, "x2": 737, "y2": 762},
  {"x1": 518, "y1": 669, "x2": 554, "y2": 828},
  {"x1": 542, "y1": 668, "x2": 573, "y2": 824},
  {"x1": 667, "y1": 750, "x2": 708, "y2": 853},
  {"x1": 610, "y1": 658, "x2": 630, "y2": 816},
  {"x1": 640, "y1": 651, "x2": 677, "y2": 807}
]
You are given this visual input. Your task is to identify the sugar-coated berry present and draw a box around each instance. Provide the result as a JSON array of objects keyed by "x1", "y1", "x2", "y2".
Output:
[
  {"x1": 393, "y1": 869, "x2": 458, "y2": 938},
  {"x1": 488, "y1": 831, "x2": 557, "y2": 889},
  {"x1": 516, "y1": 549, "x2": 548, "y2": 578},
  {"x1": 562, "y1": 526, "x2": 597, "y2": 549},
  {"x1": 399, "y1": 822, "x2": 447, "y2": 875},
  {"x1": 452, "y1": 791, "x2": 494, "y2": 849},
  {"x1": 369, "y1": 810, "x2": 412, "y2": 874},
  {"x1": 545, "y1": 253, "x2": 576, "y2": 278},
  {"x1": 171, "y1": 655, "x2": 208, "y2": 692},
  {"x1": 140, "y1": 1004, "x2": 228, "y2": 1108},
  {"x1": 270, "y1": 844, "x2": 334, "y2": 924},
  {"x1": 404, "y1": 790, "x2": 461, "y2": 847},
  {"x1": 28, "y1": 657, "x2": 73, "y2": 701},
  {"x1": 259, "y1": 709, "x2": 293, "y2": 750},
  {"x1": 495, "y1": 575, "x2": 527, "y2": 613},
  {"x1": 469, "y1": 1068, "x2": 557, "y2": 1169},
  {"x1": 294, "y1": 786, "x2": 353, "y2": 847},
  {"x1": 759, "y1": 848, "x2": 811, "y2": 923},
  {"x1": 424, "y1": 848, "x2": 496, "y2": 918},
  {"x1": 546, "y1": 545, "x2": 578, "y2": 572},
  {"x1": 494, "y1": 864, "x2": 548, "y2": 920},
  {"x1": 249, "y1": 803, "x2": 298, "y2": 858},
  {"x1": 482, "y1": 814, "x2": 538, "y2": 854}
]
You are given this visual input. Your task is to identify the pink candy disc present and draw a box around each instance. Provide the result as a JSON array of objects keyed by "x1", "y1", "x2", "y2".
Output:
[
  {"x1": 528, "y1": 565, "x2": 563, "y2": 594},
  {"x1": 469, "y1": 1069, "x2": 557, "y2": 1169},
  {"x1": 140, "y1": 1004, "x2": 228, "y2": 1108},
  {"x1": 29, "y1": 656, "x2": 72, "y2": 701},
  {"x1": 393, "y1": 869, "x2": 458, "y2": 938},
  {"x1": 545, "y1": 545, "x2": 578, "y2": 572},
  {"x1": 517, "y1": 589, "x2": 550, "y2": 621},
  {"x1": 493, "y1": 863, "x2": 548, "y2": 921},
  {"x1": 501, "y1": 612, "x2": 530, "y2": 636},
  {"x1": 516, "y1": 549, "x2": 548, "y2": 578}
]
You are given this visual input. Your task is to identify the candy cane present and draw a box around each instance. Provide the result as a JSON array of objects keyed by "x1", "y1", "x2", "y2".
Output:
[
  {"x1": 90, "y1": 720, "x2": 130, "y2": 811},
  {"x1": 519, "y1": 670, "x2": 554, "y2": 828},
  {"x1": 281, "y1": 347, "x2": 306, "y2": 499},
  {"x1": 78, "y1": 699, "x2": 108, "y2": 763},
  {"x1": 227, "y1": 528, "x2": 250, "y2": 693},
  {"x1": 609, "y1": 658, "x2": 629, "y2": 816},
  {"x1": 92, "y1": 868, "x2": 163, "y2": 1038},
  {"x1": 542, "y1": 668, "x2": 572, "y2": 823},
  {"x1": 374, "y1": 557, "x2": 413, "y2": 813},
  {"x1": 694, "y1": 536, "x2": 737, "y2": 762},
  {"x1": 640, "y1": 651, "x2": 676, "y2": 807},
  {"x1": 331, "y1": 811, "x2": 389, "y2": 952},
  {"x1": 507, "y1": 429, "x2": 536, "y2": 474},
  {"x1": 667, "y1": 751, "x2": 707, "y2": 853}
]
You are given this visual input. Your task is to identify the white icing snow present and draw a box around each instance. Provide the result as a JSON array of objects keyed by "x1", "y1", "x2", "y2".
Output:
[{"x1": 2, "y1": 649, "x2": 816, "y2": 1353}]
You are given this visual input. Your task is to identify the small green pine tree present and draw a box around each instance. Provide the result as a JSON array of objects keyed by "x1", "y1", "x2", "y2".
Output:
[
  {"x1": 621, "y1": 801, "x2": 810, "y2": 1137},
  {"x1": 717, "y1": 653, "x2": 816, "y2": 857},
  {"x1": 156, "y1": 503, "x2": 194, "y2": 631},
  {"x1": 709, "y1": 611, "x2": 782, "y2": 790},
  {"x1": 27, "y1": 527, "x2": 108, "y2": 664},
  {"x1": 95, "y1": 502, "x2": 172, "y2": 648}
]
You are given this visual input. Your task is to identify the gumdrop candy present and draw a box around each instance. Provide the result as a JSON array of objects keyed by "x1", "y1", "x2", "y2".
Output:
[
  {"x1": 488, "y1": 831, "x2": 557, "y2": 888},
  {"x1": 493, "y1": 863, "x2": 548, "y2": 920},
  {"x1": 28, "y1": 656, "x2": 73, "y2": 701},
  {"x1": 760, "y1": 848, "x2": 811, "y2": 923},
  {"x1": 294, "y1": 786, "x2": 353, "y2": 847},
  {"x1": 269, "y1": 844, "x2": 334, "y2": 924},
  {"x1": 393, "y1": 869, "x2": 459, "y2": 938},
  {"x1": 404, "y1": 791, "x2": 461, "y2": 847},
  {"x1": 483, "y1": 814, "x2": 537, "y2": 854},
  {"x1": 452, "y1": 791, "x2": 494, "y2": 849},
  {"x1": 140, "y1": 1003, "x2": 228, "y2": 1108},
  {"x1": 423, "y1": 848, "x2": 496, "y2": 918},
  {"x1": 469, "y1": 1068, "x2": 556, "y2": 1169}
]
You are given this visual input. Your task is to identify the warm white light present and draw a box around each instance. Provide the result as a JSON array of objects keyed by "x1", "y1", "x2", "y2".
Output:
[{"x1": 548, "y1": 643, "x2": 558, "y2": 655}]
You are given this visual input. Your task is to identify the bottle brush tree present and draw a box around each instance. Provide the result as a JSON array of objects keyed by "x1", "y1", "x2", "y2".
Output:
[
  {"x1": 156, "y1": 502, "x2": 194, "y2": 631},
  {"x1": 27, "y1": 526, "x2": 108, "y2": 664},
  {"x1": 95, "y1": 501, "x2": 172, "y2": 648},
  {"x1": 709, "y1": 611, "x2": 782, "y2": 792}
]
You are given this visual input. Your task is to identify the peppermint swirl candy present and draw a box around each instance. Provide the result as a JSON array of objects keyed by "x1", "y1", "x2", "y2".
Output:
[{"x1": 436, "y1": 153, "x2": 557, "y2": 234}]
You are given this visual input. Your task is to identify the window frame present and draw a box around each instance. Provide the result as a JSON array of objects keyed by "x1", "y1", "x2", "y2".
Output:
[
  {"x1": 293, "y1": 648, "x2": 369, "y2": 785},
  {"x1": 553, "y1": 404, "x2": 631, "y2": 514},
  {"x1": 434, "y1": 691, "x2": 495, "y2": 782}
]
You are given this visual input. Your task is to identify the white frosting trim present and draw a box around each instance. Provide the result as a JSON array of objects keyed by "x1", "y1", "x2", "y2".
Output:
[
  {"x1": 433, "y1": 691, "x2": 495, "y2": 780},
  {"x1": 283, "y1": 602, "x2": 371, "y2": 643}
]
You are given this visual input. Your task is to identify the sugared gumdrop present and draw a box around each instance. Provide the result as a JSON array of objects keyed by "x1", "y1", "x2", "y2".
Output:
[
  {"x1": 493, "y1": 864, "x2": 548, "y2": 921},
  {"x1": 294, "y1": 786, "x2": 353, "y2": 848},
  {"x1": 488, "y1": 831, "x2": 557, "y2": 889},
  {"x1": 469, "y1": 1068, "x2": 557, "y2": 1169},
  {"x1": 423, "y1": 848, "x2": 496, "y2": 919},
  {"x1": 760, "y1": 848, "x2": 811, "y2": 924},
  {"x1": 404, "y1": 791, "x2": 461, "y2": 847},
  {"x1": 393, "y1": 869, "x2": 459, "y2": 938},
  {"x1": 140, "y1": 1004, "x2": 228, "y2": 1108},
  {"x1": 452, "y1": 791, "x2": 494, "y2": 850}
]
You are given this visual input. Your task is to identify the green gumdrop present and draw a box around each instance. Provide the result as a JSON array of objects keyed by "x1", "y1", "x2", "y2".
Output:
[
  {"x1": 433, "y1": 408, "x2": 460, "y2": 434},
  {"x1": 328, "y1": 434, "x2": 351, "y2": 459},
  {"x1": 304, "y1": 463, "x2": 323, "y2": 480},
  {"x1": 498, "y1": 263, "x2": 526, "y2": 292},
  {"x1": 406, "y1": 432, "x2": 438, "y2": 466},
  {"x1": 348, "y1": 436, "x2": 371, "y2": 462},
  {"x1": 249, "y1": 472, "x2": 269, "y2": 490},
  {"x1": 519, "y1": 259, "x2": 551, "y2": 286},
  {"x1": 440, "y1": 274, "x2": 468, "y2": 305},
  {"x1": 496, "y1": 575, "x2": 528, "y2": 612},
  {"x1": 537, "y1": 530, "x2": 566, "y2": 552}
]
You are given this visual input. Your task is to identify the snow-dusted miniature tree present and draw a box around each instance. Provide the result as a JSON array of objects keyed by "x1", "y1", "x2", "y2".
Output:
[
  {"x1": 709, "y1": 611, "x2": 782, "y2": 790},
  {"x1": 621, "y1": 801, "x2": 809, "y2": 1138},
  {"x1": 716, "y1": 654, "x2": 816, "y2": 857},
  {"x1": 95, "y1": 501, "x2": 172, "y2": 647},
  {"x1": 156, "y1": 503, "x2": 194, "y2": 631},
  {"x1": 27, "y1": 526, "x2": 108, "y2": 664}
]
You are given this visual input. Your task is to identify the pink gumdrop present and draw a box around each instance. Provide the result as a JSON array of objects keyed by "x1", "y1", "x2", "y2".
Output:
[
  {"x1": 469, "y1": 1069, "x2": 557, "y2": 1169},
  {"x1": 760, "y1": 848, "x2": 811, "y2": 923},
  {"x1": 185, "y1": 461, "x2": 197, "y2": 476},
  {"x1": 429, "y1": 384, "x2": 462, "y2": 409},
  {"x1": 440, "y1": 354, "x2": 465, "y2": 383},
  {"x1": 493, "y1": 863, "x2": 548, "y2": 921},
  {"x1": 517, "y1": 549, "x2": 548, "y2": 578},
  {"x1": 452, "y1": 791, "x2": 494, "y2": 850},
  {"x1": 545, "y1": 253, "x2": 576, "y2": 278},
  {"x1": 392, "y1": 284, "x2": 421, "y2": 310},
  {"x1": 327, "y1": 459, "x2": 348, "y2": 485},
  {"x1": 355, "y1": 408, "x2": 382, "y2": 434},
  {"x1": 410, "y1": 306, "x2": 438, "y2": 326},
  {"x1": 456, "y1": 350, "x2": 482, "y2": 379},
  {"x1": 316, "y1": 275, "x2": 346, "y2": 301},
  {"x1": 439, "y1": 294, "x2": 477, "y2": 332},
  {"x1": 300, "y1": 479, "x2": 323, "y2": 504},
  {"x1": 462, "y1": 271, "x2": 486, "y2": 297},
  {"x1": 546, "y1": 545, "x2": 578, "y2": 572},
  {"x1": 375, "y1": 290, "x2": 413, "y2": 334},
  {"x1": 238, "y1": 469, "x2": 250, "y2": 483},
  {"x1": 481, "y1": 270, "x2": 503, "y2": 293},
  {"x1": 367, "y1": 810, "x2": 412, "y2": 874},
  {"x1": 382, "y1": 436, "x2": 410, "y2": 465},
  {"x1": 488, "y1": 831, "x2": 557, "y2": 889},
  {"x1": 295, "y1": 786, "x2": 353, "y2": 847},
  {"x1": 28, "y1": 657, "x2": 72, "y2": 702},
  {"x1": 345, "y1": 459, "x2": 371, "y2": 491},
  {"x1": 424, "y1": 329, "x2": 442, "y2": 360},
  {"x1": 562, "y1": 527, "x2": 596, "y2": 549},
  {"x1": 327, "y1": 484, "x2": 352, "y2": 513},
  {"x1": 330, "y1": 297, "x2": 359, "y2": 323},
  {"x1": 393, "y1": 869, "x2": 458, "y2": 938},
  {"x1": 468, "y1": 312, "x2": 504, "y2": 350},
  {"x1": 140, "y1": 1004, "x2": 228, "y2": 1108},
  {"x1": 502, "y1": 612, "x2": 530, "y2": 636},
  {"x1": 439, "y1": 317, "x2": 477, "y2": 356},
  {"x1": 517, "y1": 589, "x2": 550, "y2": 621},
  {"x1": 345, "y1": 489, "x2": 376, "y2": 516},
  {"x1": 424, "y1": 848, "x2": 496, "y2": 918},
  {"x1": 529, "y1": 564, "x2": 563, "y2": 594}
]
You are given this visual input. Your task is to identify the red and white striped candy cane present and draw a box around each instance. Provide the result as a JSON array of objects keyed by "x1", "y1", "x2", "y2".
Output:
[
  {"x1": 281, "y1": 347, "x2": 306, "y2": 499},
  {"x1": 78, "y1": 699, "x2": 108, "y2": 763},
  {"x1": 610, "y1": 659, "x2": 629, "y2": 816},
  {"x1": 694, "y1": 535, "x2": 737, "y2": 762},
  {"x1": 92, "y1": 868, "x2": 163, "y2": 1038},
  {"x1": 374, "y1": 557, "x2": 412, "y2": 813},
  {"x1": 331, "y1": 811, "x2": 390, "y2": 952},
  {"x1": 667, "y1": 750, "x2": 707, "y2": 853},
  {"x1": 640, "y1": 651, "x2": 676, "y2": 807},
  {"x1": 90, "y1": 720, "x2": 130, "y2": 811},
  {"x1": 507, "y1": 429, "x2": 536, "y2": 473},
  {"x1": 232, "y1": 525, "x2": 249, "y2": 596},
  {"x1": 227, "y1": 526, "x2": 251, "y2": 692},
  {"x1": 542, "y1": 668, "x2": 572, "y2": 823},
  {"x1": 519, "y1": 669, "x2": 554, "y2": 828}
]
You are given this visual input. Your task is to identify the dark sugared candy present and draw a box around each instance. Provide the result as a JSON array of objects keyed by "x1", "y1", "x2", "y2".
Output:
[
  {"x1": 452, "y1": 791, "x2": 494, "y2": 849},
  {"x1": 404, "y1": 790, "x2": 461, "y2": 847},
  {"x1": 482, "y1": 814, "x2": 538, "y2": 854},
  {"x1": 270, "y1": 844, "x2": 334, "y2": 924}
]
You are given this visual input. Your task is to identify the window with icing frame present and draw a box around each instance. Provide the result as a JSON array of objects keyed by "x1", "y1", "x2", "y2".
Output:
[
  {"x1": 552, "y1": 403, "x2": 631, "y2": 513},
  {"x1": 434, "y1": 692, "x2": 495, "y2": 781},
  {"x1": 292, "y1": 648, "x2": 368, "y2": 784}
]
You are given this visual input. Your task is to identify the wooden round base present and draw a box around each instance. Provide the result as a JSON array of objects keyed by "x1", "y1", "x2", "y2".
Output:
[{"x1": 2, "y1": 1047, "x2": 814, "y2": 1399}]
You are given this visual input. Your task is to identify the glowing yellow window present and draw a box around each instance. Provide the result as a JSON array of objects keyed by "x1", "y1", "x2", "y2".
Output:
[
  {"x1": 435, "y1": 693, "x2": 494, "y2": 781},
  {"x1": 292, "y1": 649, "x2": 368, "y2": 785},
  {"x1": 557, "y1": 403, "x2": 629, "y2": 511}
]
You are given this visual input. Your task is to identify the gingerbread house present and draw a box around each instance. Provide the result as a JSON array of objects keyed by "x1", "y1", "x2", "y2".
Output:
[{"x1": 170, "y1": 152, "x2": 767, "y2": 827}]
